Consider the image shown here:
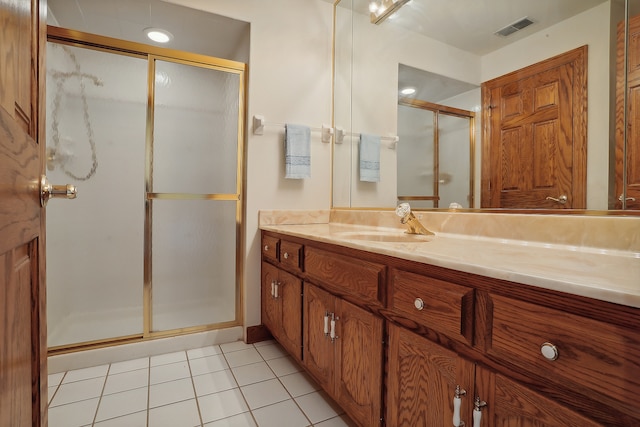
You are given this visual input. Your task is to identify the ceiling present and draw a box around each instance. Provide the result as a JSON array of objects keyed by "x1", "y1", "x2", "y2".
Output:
[
  {"x1": 46, "y1": 0, "x2": 250, "y2": 62},
  {"x1": 336, "y1": 0, "x2": 610, "y2": 55}
]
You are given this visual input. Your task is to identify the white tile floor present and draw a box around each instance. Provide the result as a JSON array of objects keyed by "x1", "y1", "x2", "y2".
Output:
[{"x1": 47, "y1": 340, "x2": 356, "y2": 427}]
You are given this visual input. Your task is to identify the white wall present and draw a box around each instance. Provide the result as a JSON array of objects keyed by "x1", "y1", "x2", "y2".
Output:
[{"x1": 165, "y1": 0, "x2": 334, "y2": 333}]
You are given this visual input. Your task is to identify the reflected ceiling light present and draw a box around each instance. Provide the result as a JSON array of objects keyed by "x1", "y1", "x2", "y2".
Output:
[
  {"x1": 400, "y1": 87, "x2": 416, "y2": 95},
  {"x1": 370, "y1": 0, "x2": 411, "y2": 25},
  {"x1": 144, "y1": 27, "x2": 173, "y2": 43}
]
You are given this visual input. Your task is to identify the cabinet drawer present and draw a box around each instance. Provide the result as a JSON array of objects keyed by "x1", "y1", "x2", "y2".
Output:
[
  {"x1": 487, "y1": 294, "x2": 640, "y2": 419},
  {"x1": 390, "y1": 270, "x2": 474, "y2": 343},
  {"x1": 280, "y1": 240, "x2": 303, "y2": 271},
  {"x1": 262, "y1": 235, "x2": 279, "y2": 262},
  {"x1": 305, "y1": 247, "x2": 385, "y2": 306}
]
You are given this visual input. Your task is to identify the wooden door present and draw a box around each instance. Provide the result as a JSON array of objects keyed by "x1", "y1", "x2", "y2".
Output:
[
  {"x1": 334, "y1": 298, "x2": 383, "y2": 427},
  {"x1": 276, "y1": 269, "x2": 302, "y2": 361},
  {"x1": 0, "y1": 0, "x2": 48, "y2": 426},
  {"x1": 386, "y1": 323, "x2": 475, "y2": 427},
  {"x1": 302, "y1": 282, "x2": 334, "y2": 393},
  {"x1": 616, "y1": 15, "x2": 640, "y2": 209},
  {"x1": 475, "y1": 367, "x2": 604, "y2": 427},
  {"x1": 482, "y1": 46, "x2": 587, "y2": 209},
  {"x1": 260, "y1": 262, "x2": 279, "y2": 336}
]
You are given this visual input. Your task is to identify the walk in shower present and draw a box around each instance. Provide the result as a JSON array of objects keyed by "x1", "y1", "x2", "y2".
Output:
[{"x1": 45, "y1": 27, "x2": 246, "y2": 352}]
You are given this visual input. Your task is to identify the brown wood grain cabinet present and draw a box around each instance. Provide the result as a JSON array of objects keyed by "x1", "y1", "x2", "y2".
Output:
[
  {"x1": 260, "y1": 231, "x2": 640, "y2": 426},
  {"x1": 304, "y1": 282, "x2": 383, "y2": 427}
]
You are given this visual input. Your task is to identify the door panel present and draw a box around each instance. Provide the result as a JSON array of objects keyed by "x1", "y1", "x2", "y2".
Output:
[
  {"x1": 0, "y1": 0, "x2": 47, "y2": 426},
  {"x1": 386, "y1": 323, "x2": 474, "y2": 427},
  {"x1": 278, "y1": 269, "x2": 302, "y2": 361},
  {"x1": 616, "y1": 15, "x2": 640, "y2": 209},
  {"x1": 335, "y1": 298, "x2": 383, "y2": 427},
  {"x1": 475, "y1": 366, "x2": 604, "y2": 427},
  {"x1": 482, "y1": 46, "x2": 587, "y2": 209},
  {"x1": 303, "y1": 282, "x2": 334, "y2": 393}
]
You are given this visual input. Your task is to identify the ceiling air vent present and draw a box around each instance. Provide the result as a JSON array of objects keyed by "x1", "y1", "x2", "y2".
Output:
[{"x1": 495, "y1": 17, "x2": 534, "y2": 37}]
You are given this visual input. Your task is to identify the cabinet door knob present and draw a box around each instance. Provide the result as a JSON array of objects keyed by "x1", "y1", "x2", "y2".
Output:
[
  {"x1": 283, "y1": 252, "x2": 289, "y2": 259},
  {"x1": 540, "y1": 342, "x2": 559, "y2": 361},
  {"x1": 414, "y1": 297, "x2": 425, "y2": 311},
  {"x1": 264, "y1": 245, "x2": 269, "y2": 252}
]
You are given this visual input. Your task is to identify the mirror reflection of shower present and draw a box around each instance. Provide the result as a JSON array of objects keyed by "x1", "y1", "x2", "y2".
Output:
[{"x1": 47, "y1": 44, "x2": 101, "y2": 181}]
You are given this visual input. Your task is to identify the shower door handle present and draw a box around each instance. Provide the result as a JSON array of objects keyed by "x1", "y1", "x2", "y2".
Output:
[{"x1": 41, "y1": 175, "x2": 78, "y2": 207}]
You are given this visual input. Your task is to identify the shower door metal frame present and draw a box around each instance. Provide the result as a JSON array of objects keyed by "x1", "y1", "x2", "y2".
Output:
[
  {"x1": 46, "y1": 26, "x2": 247, "y2": 354},
  {"x1": 398, "y1": 98, "x2": 476, "y2": 208}
]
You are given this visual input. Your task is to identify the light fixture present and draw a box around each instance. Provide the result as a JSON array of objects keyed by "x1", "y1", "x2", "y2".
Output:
[
  {"x1": 144, "y1": 27, "x2": 173, "y2": 43},
  {"x1": 370, "y1": 0, "x2": 411, "y2": 25},
  {"x1": 400, "y1": 87, "x2": 416, "y2": 95}
]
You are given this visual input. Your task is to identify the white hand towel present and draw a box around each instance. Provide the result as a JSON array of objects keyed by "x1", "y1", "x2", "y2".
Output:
[
  {"x1": 359, "y1": 133, "x2": 380, "y2": 182},
  {"x1": 285, "y1": 124, "x2": 311, "y2": 179}
]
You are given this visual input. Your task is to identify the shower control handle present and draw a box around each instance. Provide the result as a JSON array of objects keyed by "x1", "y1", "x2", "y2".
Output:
[{"x1": 41, "y1": 175, "x2": 77, "y2": 207}]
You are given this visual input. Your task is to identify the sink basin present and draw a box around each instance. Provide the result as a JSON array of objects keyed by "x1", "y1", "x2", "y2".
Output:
[{"x1": 338, "y1": 231, "x2": 432, "y2": 243}]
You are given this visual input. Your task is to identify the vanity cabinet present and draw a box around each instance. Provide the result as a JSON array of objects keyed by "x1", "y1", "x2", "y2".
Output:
[
  {"x1": 303, "y1": 282, "x2": 383, "y2": 427},
  {"x1": 260, "y1": 231, "x2": 640, "y2": 426}
]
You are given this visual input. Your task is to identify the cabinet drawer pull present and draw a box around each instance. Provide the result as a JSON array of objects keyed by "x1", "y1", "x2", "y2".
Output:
[
  {"x1": 283, "y1": 252, "x2": 289, "y2": 259},
  {"x1": 453, "y1": 385, "x2": 467, "y2": 427},
  {"x1": 414, "y1": 297, "x2": 424, "y2": 311},
  {"x1": 540, "y1": 342, "x2": 559, "y2": 361}
]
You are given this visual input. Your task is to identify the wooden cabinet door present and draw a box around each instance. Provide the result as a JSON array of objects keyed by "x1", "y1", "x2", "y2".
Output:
[
  {"x1": 303, "y1": 282, "x2": 335, "y2": 393},
  {"x1": 334, "y1": 298, "x2": 383, "y2": 427},
  {"x1": 387, "y1": 323, "x2": 474, "y2": 427},
  {"x1": 261, "y1": 262, "x2": 302, "y2": 361},
  {"x1": 277, "y1": 269, "x2": 302, "y2": 361},
  {"x1": 261, "y1": 261, "x2": 279, "y2": 335},
  {"x1": 475, "y1": 366, "x2": 604, "y2": 427},
  {"x1": 0, "y1": 1, "x2": 47, "y2": 426}
]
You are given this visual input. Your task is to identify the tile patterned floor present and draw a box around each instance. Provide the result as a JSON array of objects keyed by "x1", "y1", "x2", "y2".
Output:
[{"x1": 47, "y1": 340, "x2": 356, "y2": 427}]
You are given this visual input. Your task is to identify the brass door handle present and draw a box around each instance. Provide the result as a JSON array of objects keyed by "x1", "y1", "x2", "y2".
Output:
[
  {"x1": 41, "y1": 175, "x2": 77, "y2": 207},
  {"x1": 545, "y1": 194, "x2": 567, "y2": 204}
]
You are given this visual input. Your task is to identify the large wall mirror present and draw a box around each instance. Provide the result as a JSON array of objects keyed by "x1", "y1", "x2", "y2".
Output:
[{"x1": 332, "y1": 0, "x2": 640, "y2": 212}]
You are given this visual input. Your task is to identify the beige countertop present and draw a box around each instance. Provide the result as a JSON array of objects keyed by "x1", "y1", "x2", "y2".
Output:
[{"x1": 260, "y1": 219, "x2": 640, "y2": 309}]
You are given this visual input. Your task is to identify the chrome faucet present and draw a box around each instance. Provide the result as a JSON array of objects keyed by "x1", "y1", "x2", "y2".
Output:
[{"x1": 395, "y1": 203, "x2": 434, "y2": 236}]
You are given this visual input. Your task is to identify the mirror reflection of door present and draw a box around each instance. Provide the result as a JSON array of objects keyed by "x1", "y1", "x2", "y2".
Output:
[
  {"x1": 481, "y1": 46, "x2": 588, "y2": 209},
  {"x1": 616, "y1": 13, "x2": 640, "y2": 210}
]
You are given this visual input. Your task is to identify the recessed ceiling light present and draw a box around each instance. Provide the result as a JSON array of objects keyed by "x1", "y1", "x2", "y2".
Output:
[
  {"x1": 400, "y1": 87, "x2": 416, "y2": 95},
  {"x1": 144, "y1": 28, "x2": 173, "y2": 43}
]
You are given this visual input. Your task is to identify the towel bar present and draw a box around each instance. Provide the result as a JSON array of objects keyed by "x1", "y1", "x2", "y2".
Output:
[{"x1": 252, "y1": 115, "x2": 333, "y2": 143}]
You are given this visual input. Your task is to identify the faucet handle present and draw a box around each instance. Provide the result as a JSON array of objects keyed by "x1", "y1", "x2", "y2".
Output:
[{"x1": 395, "y1": 202, "x2": 411, "y2": 218}]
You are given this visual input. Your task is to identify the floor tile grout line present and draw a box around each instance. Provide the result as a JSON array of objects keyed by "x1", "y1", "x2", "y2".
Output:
[
  {"x1": 146, "y1": 356, "x2": 150, "y2": 427},
  {"x1": 221, "y1": 344, "x2": 261, "y2": 426},
  {"x1": 186, "y1": 351, "x2": 205, "y2": 427},
  {"x1": 46, "y1": 371, "x2": 66, "y2": 410},
  {"x1": 258, "y1": 344, "x2": 315, "y2": 426},
  {"x1": 90, "y1": 364, "x2": 111, "y2": 426}
]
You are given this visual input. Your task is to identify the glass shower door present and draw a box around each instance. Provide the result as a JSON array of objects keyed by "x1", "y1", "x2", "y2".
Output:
[
  {"x1": 149, "y1": 58, "x2": 243, "y2": 333},
  {"x1": 46, "y1": 42, "x2": 148, "y2": 348}
]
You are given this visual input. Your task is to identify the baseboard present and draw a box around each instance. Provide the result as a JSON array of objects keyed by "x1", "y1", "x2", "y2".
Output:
[{"x1": 246, "y1": 324, "x2": 273, "y2": 344}]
